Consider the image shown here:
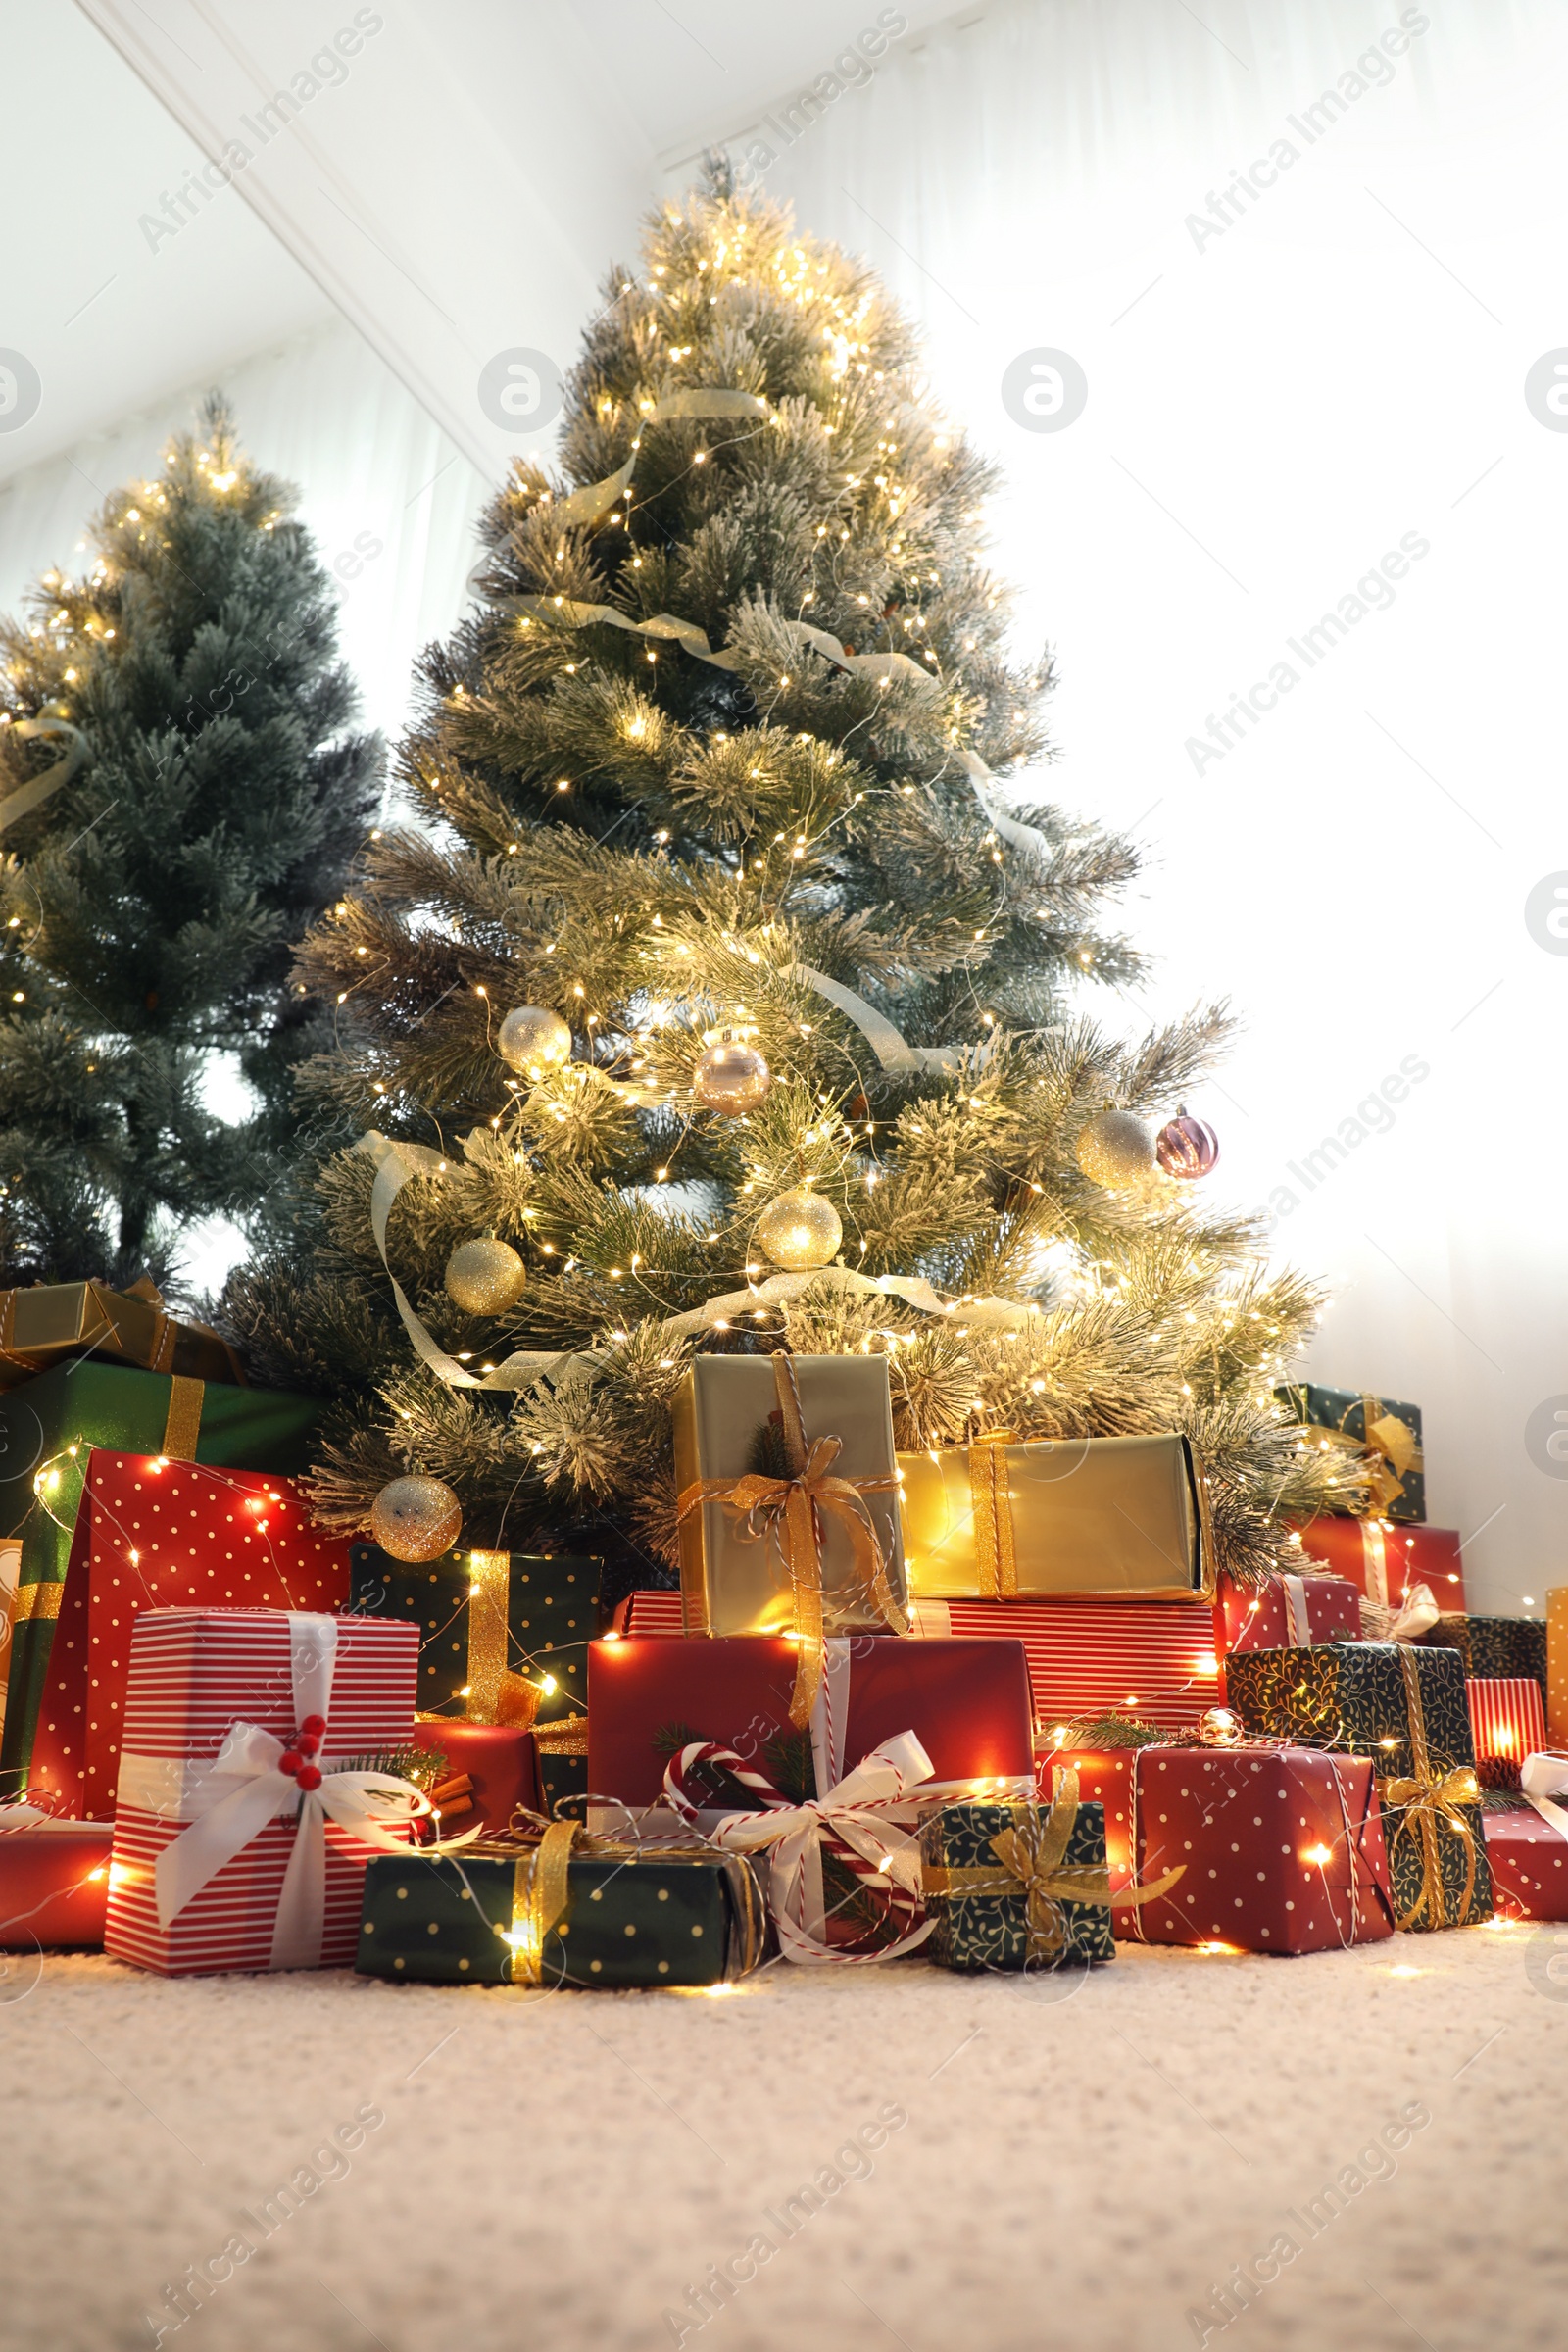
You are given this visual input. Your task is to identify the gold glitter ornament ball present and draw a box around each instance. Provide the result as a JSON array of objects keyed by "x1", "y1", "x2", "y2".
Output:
[
  {"x1": 1075, "y1": 1108, "x2": 1155, "y2": 1188},
  {"x1": 445, "y1": 1236, "x2": 526, "y2": 1315},
  {"x1": 368, "y1": 1475, "x2": 463, "y2": 1563},
  {"x1": 497, "y1": 1004, "x2": 571, "y2": 1074},
  {"x1": 755, "y1": 1187, "x2": 843, "y2": 1271},
  {"x1": 692, "y1": 1036, "x2": 771, "y2": 1115}
]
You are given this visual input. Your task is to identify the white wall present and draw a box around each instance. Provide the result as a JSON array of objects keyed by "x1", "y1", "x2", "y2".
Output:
[{"x1": 725, "y1": 0, "x2": 1568, "y2": 1609}]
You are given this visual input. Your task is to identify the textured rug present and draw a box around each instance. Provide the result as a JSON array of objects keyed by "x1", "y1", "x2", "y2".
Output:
[{"x1": 4, "y1": 1923, "x2": 1563, "y2": 2352}]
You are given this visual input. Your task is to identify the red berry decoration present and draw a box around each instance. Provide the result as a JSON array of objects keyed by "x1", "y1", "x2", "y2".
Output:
[
  {"x1": 1155, "y1": 1113, "x2": 1219, "y2": 1180},
  {"x1": 279, "y1": 1750, "x2": 303, "y2": 1778},
  {"x1": 296, "y1": 1764, "x2": 323, "y2": 1792},
  {"x1": 300, "y1": 1714, "x2": 326, "y2": 1738},
  {"x1": 296, "y1": 1732, "x2": 320, "y2": 1757}
]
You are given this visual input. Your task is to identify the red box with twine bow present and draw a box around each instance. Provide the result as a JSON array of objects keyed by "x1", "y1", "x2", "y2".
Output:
[
  {"x1": 16, "y1": 1452, "x2": 351, "y2": 1821},
  {"x1": 1048, "y1": 1740, "x2": 1396, "y2": 1953},
  {"x1": 105, "y1": 1611, "x2": 420, "y2": 1976}
]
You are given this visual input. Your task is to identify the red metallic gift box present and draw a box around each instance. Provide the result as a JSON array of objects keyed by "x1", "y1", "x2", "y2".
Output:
[
  {"x1": 105, "y1": 1610, "x2": 417, "y2": 1977},
  {"x1": 588, "y1": 1634, "x2": 1034, "y2": 1810},
  {"x1": 1216, "y1": 1571, "x2": 1361, "y2": 1660},
  {"x1": 23, "y1": 1453, "x2": 351, "y2": 1819},
  {"x1": 1292, "y1": 1519, "x2": 1465, "y2": 1611},
  {"x1": 1043, "y1": 1740, "x2": 1395, "y2": 1952},
  {"x1": 0, "y1": 1815, "x2": 113, "y2": 1948}
]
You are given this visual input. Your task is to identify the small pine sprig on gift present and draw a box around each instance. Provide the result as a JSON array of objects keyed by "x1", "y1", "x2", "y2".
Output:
[
  {"x1": 1045, "y1": 1711, "x2": 1174, "y2": 1751},
  {"x1": 335, "y1": 1743, "x2": 437, "y2": 1783}
]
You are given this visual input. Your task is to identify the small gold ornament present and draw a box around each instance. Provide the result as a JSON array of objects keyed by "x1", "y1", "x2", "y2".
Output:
[
  {"x1": 369, "y1": 1474, "x2": 463, "y2": 1563},
  {"x1": 755, "y1": 1186, "x2": 843, "y2": 1271},
  {"x1": 692, "y1": 1033, "x2": 771, "y2": 1115},
  {"x1": 445, "y1": 1235, "x2": 526, "y2": 1315},
  {"x1": 498, "y1": 1004, "x2": 572, "y2": 1074},
  {"x1": 1075, "y1": 1107, "x2": 1155, "y2": 1188}
]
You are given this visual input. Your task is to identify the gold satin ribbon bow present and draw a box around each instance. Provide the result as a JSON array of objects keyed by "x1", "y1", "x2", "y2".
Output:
[
  {"x1": 923, "y1": 1771, "x2": 1186, "y2": 1958},
  {"x1": 967, "y1": 1428, "x2": 1019, "y2": 1600},
  {"x1": 1302, "y1": 1395, "x2": 1423, "y2": 1517},
  {"x1": 676, "y1": 1353, "x2": 906, "y2": 1731},
  {"x1": 1380, "y1": 1646, "x2": 1479, "y2": 1930},
  {"x1": 504, "y1": 1820, "x2": 766, "y2": 1984}
]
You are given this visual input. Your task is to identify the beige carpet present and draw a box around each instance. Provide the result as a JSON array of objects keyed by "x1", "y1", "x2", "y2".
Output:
[{"x1": 4, "y1": 1925, "x2": 1564, "y2": 2352}]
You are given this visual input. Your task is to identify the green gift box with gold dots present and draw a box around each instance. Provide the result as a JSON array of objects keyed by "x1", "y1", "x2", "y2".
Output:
[
  {"x1": 355, "y1": 1837, "x2": 765, "y2": 1987},
  {"x1": 347, "y1": 1544, "x2": 600, "y2": 1721}
]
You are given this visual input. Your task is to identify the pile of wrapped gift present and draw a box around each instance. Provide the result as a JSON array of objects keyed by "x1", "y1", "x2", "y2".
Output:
[{"x1": 3, "y1": 1306, "x2": 1565, "y2": 1988}]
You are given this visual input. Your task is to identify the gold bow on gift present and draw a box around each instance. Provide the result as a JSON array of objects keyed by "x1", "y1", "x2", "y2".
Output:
[
  {"x1": 1302, "y1": 1394, "x2": 1423, "y2": 1517},
  {"x1": 456, "y1": 1550, "x2": 566, "y2": 1729},
  {"x1": 676, "y1": 1354, "x2": 906, "y2": 1731},
  {"x1": 922, "y1": 1770, "x2": 1186, "y2": 1960},
  {"x1": 503, "y1": 1817, "x2": 766, "y2": 1985},
  {"x1": 1380, "y1": 1647, "x2": 1479, "y2": 1930}
]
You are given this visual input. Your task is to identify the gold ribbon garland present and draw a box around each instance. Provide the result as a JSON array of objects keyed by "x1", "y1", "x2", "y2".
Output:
[
  {"x1": 923, "y1": 1770, "x2": 1185, "y2": 1957},
  {"x1": 0, "y1": 713, "x2": 88, "y2": 837},
  {"x1": 1381, "y1": 1645, "x2": 1479, "y2": 1931},
  {"x1": 676, "y1": 1353, "x2": 906, "y2": 1729}
]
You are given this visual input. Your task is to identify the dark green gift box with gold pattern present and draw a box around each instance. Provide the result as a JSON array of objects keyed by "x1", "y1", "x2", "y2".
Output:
[
  {"x1": 356, "y1": 1829, "x2": 765, "y2": 1988},
  {"x1": 1273, "y1": 1382, "x2": 1425, "y2": 1522},
  {"x1": 1225, "y1": 1639, "x2": 1491, "y2": 1930},
  {"x1": 347, "y1": 1544, "x2": 599, "y2": 1721},
  {"x1": 919, "y1": 1785, "x2": 1114, "y2": 1971},
  {"x1": 1417, "y1": 1613, "x2": 1546, "y2": 1693}
]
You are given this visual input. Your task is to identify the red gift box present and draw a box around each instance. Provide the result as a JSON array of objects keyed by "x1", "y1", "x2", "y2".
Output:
[
  {"x1": 1485, "y1": 1803, "x2": 1568, "y2": 1920},
  {"x1": 23, "y1": 1453, "x2": 351, "y2": 1820},
  {"x1": 1293, "y1": 1519, "x2": 1465, "y2": 1611},
  {"x1": 588, "y1": 1634, "x2": 1034, "y2": 1812},
  {"x1": 1216, "y1": 1571, "x2": 1361, "y2": 1659},
  {"x1": 1050, "y1": 1741, "x2": 1394, "y2": 1952},
  {"x1": 909, "y1": 1595, "x2": 1221, "y2": 1732},
  {"x1": 408, "y1": 1718, "x2": 541, "y2": 1838},
  {"x1": 105, "y1": 1610, "x2": 418, "y2": 1977},
  {"x1": 1468, "y1": 1678, "x2": 1546, "y2": 1765},
  {"x1": 0, "y1": 1814, "x2": 113, "y2": 1948},
  {"x1": 612, "y1": 1591, "x2": 684, "y2": 1636}
]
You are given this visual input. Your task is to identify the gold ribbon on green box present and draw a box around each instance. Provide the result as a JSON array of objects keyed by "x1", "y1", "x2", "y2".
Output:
[
  {"x1": 1301, "y1": 1394, "x2": 1423, "y2": 1519},
  {"x1": 922, "y1": 1770, "x2": 1185, "y2": 1959},
  {"x1": 1381, "y1": 1646, "x2": 1479, "y2": 1931},
  {"x1": 504, "y1": 1817, "x2": 766, "y2": 1985}
]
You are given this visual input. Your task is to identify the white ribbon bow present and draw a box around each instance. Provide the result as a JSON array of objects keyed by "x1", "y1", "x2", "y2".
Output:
[
  {"x1": 148, "y1": 1615, "x2": 430, "y2": 1969},
  {"x1": 1521, "y1": 1750, "x2": 1568, "y2": 1840},
  {"x1": 676, "y1": 1729, "x2": 937, "y2": 1968}
]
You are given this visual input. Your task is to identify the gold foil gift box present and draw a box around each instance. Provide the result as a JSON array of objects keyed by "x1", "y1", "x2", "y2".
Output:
[
  {"x1": 897, "y1": 1431, "x2": 1214, "y2": 1601},
  {"x1": 672, "y1": 1351, "x2": 908, "y2": 1647}
]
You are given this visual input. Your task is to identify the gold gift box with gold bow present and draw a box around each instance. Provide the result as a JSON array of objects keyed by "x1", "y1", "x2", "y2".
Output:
[
  {"x1": 897, "y1": 1431, "x2": 1215, "y2": 1602},
  {"x1": 0, "y1": 1279, "x2": 245, "y2": 1393},
  {"x1": 672, "y1": 1352, "x2": 908, "y2": 1644}
]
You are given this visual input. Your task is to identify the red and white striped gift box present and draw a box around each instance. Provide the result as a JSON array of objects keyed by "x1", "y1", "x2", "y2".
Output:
[
  {"x1": 105, "y1": 1611, "x2": 417, "y2": 1977},
  {"x1": 613, "y1": 1590, "x2": 1222, "y2": 1730},
  {"x1": 1467, "y1": 1676, "x2": 1546, "y2": 1764}
]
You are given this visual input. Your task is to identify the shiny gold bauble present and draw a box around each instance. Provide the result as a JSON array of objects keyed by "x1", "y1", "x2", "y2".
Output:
[
  {"x1": 444, "y1": 1235, "x2": 526, "y2": 1315},
  {"x1": 1075, "y1": 1107, "x2": 1155, "y2": 1188},
  {"x1": 368, "y1": 1474, "x2": 463, "y2": 1563},
  {"x1": 497, "y1": 1004, "x2": 572, "y2": 1074},
  {"x1": 755, "y1": 1187, "x2": 843, "y2": 1271},
  {"x1": 692, "y1": 1036, "x2": 771, "y2": 1115}
]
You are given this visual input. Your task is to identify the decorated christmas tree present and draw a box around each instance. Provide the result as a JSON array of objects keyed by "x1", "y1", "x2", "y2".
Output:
[
  {"x1": 222, "y1": 164, "x2": 1353, "y2": 1598},
  {"x1": 0, "y1": 393, "x2": 380, "y2": 1291}
]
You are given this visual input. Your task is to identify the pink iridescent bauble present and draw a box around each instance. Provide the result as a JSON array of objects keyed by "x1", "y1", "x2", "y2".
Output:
[{"x1": 1155, "y1": 1114, "x2": 1219, "y2": 1180}]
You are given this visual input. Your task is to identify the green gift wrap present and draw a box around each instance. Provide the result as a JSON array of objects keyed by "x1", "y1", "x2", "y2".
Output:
[
  {"x1": 919, "y1": 1777, "x2": 1115, "y2": 1972},
  {"x1": 1225, "y1": 1640, "x2": 1474, "y2": 1781},
  {"x1": 0, "y1": 1362, "x2": 323, "y2": 1801},
  {"x1": 356, "y1": 1826, "x2": 766, "y2": 1987},
  {"x1": 1274, "y1": 1382, "x2": 1425, "y2": 1523},
  {"x1": 1226, "y1": 1639, "x2": 1489, "y2": 1930},
  {"x1": 347, "y1": 1544, "x2": 600, "y2": 1722},
  {"x1": 1417, "y1": 1614, "x2": 1546, "y2": 1692}
]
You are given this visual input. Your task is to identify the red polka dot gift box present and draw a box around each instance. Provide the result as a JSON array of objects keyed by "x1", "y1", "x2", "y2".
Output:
[
  {"x1": 1484, "y1": 1752, "x2": 1568, "y2": 1922},
  {"x1": 1044, "y1": 1741, "x2": 1396, "y2": 1953},
  {"x1": 21, "y1": 1454, "x2": 351, "y2": 1820}
]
